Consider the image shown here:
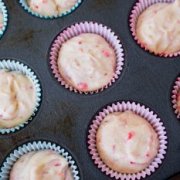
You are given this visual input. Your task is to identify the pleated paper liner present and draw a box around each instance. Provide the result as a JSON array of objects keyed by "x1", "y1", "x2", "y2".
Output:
[
  {"x1": 0, "y1": 140, "x2": 80, "y2": 180},
  {"x1": 172, "y1": 76, "x2": 180, "y2": 119},
  {"x1": 129, "y1": 0, "x2": 180, "y2": 57},
  {"x1": 49, "y1": 21, "x2": 125, "y2": 94},
  {"x1": 0, "y1": 59, "x2": 42, "y2": 135},
  {"x1": 19, "y1": 0, "x2": 83, "y2": 19},
  {"x1": 88, "y1": 101, "x2": 167, "y2": 180}
]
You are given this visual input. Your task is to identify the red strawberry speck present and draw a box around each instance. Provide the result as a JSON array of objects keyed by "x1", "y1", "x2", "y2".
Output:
[
  {"x1": 102, "y1": 50, "x2": 110, "y2": 57},
  {"x1": 54, "y1": 163, "x2": 61, "y2": 167},
  {"x1": 77, "y1": 82, "x2": 88, "y2": 91},
  {"x1": 128, "y1": 131, "x2": 135, "y2": 140}
]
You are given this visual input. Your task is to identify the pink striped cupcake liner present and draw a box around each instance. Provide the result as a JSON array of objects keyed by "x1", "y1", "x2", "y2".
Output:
[
  {"x1": 172, "y1": 76, "x2": 180, "y2": 119},
  {"x1": 129, "y1": 0, "x2": 180, "y2": 58},
  {"x1": 49, "y1": 21, "x2": 125, "y2": 94},
  {"x1": 88, "y1": 101, "x2": 168, "y2": 180}
]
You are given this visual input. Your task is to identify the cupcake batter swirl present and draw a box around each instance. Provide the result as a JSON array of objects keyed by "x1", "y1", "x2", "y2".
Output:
[
  {"x1": 96, "y1": 111, "x2": 159, "y2": 173},
  {"x1": 0, "y1": 70, "x2": 36, "y2": 128},
  {"x1": 10, "y1": 150, "x2": 73, "y2": 180},
  {"x1": 58, "y1": 33, "x2": 116, "y2": 92},
  {"x1": 136, "y1": 0, "x2": 180, "y2": 55},
  {"x1": 27, "y1": 0, "x2": 77, "y2": 16}
]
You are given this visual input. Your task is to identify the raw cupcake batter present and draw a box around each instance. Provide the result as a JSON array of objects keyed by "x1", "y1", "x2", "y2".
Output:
[
  {"x1": 136, "y1": 0, "x2": 180, "y2": 55},
  {"x1": 58, "y1": 33, "x2": 116, "y2": 92},
  {"x1": 27, "y1": 0, "x2": 77, "y2": 16},
  {"x1": 0, "y1": 70, "x2": 36, "y2": 128},
  {"x1": 0, "y1": 10, "x2": 3, "y2": 30},
  {"x1": 10, "y1": 150, "x2": 73, "y2": 180},
  {"x1": 96, "y1": 111, "x2": 159, "y2": 173}
]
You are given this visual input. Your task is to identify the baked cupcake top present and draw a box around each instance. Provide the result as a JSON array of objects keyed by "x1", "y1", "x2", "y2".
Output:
[
  {"x1": 10, "y1": 150, "x2": 73, "y2": 180},
  {"x1": 0, "y1": 70, "x2": 36, "y2": 129},
  {"x1": 27, "y1": 0, "x2": 77, "y2": 17},
  {"x1": 96, "y1": 111, "x2": 159, "y2": 173},
  {"x1": 0, "y1": 10, "x2": 3, "y2": 30},
  {"x1": 58, "y1": 33, "x2": 116, "y2": 92},
  {"x1": 136, "y1": 0, "x2": 180, "y2": 55}
]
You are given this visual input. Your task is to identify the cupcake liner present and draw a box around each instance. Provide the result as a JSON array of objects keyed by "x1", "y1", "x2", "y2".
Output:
[
  {"x1": 88, "y1": 101, "x2": 168, "y2": 180},
  {"x1": 19, "y1": 0, "x2": 83, "y2": 19},
  {"x1": 49, "y1": 21, "x2": 125, "y2": 94},
  {"x1": 129, "y1": 0, "x2": 180, "y2": 58},
  {"x1": 172, "y1": 76, "x2": 180, "y2": 119},
  {"x1": 0, "y1": 59, "x2": 41, "y2": 135},
  {"x1": 0, "y1": 0, "x2": 8, "y2": 38},
  {"x1": 0, "y1": 140, "x2": 80, "y2": 180}
]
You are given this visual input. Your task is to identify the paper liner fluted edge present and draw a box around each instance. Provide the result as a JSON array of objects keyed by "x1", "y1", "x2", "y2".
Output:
[
  {"x1": 172, "y1": 76, "x2": 180, "y2": 119},
  {"x1": 19, "y1": 0, "x2": 83, "y2": 19},
  {"x1": 129, "y1": 0, "x2": 180, "y2": 58},
  {"x1": 0, "y1": 141, "x2": 80, "y2": 180},
  {"x1": 0, "y1": 0, "x2": 8, "y2": 38},
  {"x1": 49, "y1": 21, "x2": 125, "y2": 94},
  {"x1": 0, "y1": 59, "x2": 42, "y2": 135},
  {"x1": 88, "y1": 101, "x2": 168, "y2": 180}
]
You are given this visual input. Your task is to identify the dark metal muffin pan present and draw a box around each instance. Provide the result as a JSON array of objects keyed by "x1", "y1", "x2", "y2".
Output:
[{"x1": 0, "y1": 0, "x2": 180, "y2": 179}]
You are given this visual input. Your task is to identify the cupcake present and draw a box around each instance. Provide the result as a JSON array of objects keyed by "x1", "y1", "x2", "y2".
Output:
[
  {"x1": 0, "y1": 59, "x2": 41, "y2": 135},
  {"x1": 88, "y1": 101, "x2": 167, "y2": 179},
  {"x1": 22, "y1": 0, "x2": 81, "y2": 18},
  {"x1": 96, "y1": 111, "x2": 159, "y2": 174},
  {"x1": 57, "y1": 33, "x2": 116, "y2": 92},
  {"x1": 131, "y1": 0, "x2": 180, "y2": 56},
  {"x1": 10, "y1": 150, "x2": 73, "y2": 180},
  {"x1": 50, "y1": 22, "x2": 124, "y2": 94},
  {"x1": 172, "y1": 76, "x2": 180, "y2": 118},
  {"x1": 0, "y1": 141, "x2": 80, "y2": 180},
  {"x1": 0, "y1": 69, "x2": 36, "y2": 129}
]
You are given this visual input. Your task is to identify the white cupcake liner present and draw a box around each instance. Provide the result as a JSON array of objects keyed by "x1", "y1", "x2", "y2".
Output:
[
  {"x1": 88, "y1": 101, "x2": 168, "y2": 180},
  {"x1": 19, "y1": 0, "x2": 83, "y2": 19},
  {"x1": 49, "y1": 21, "x2": 125, "y2": 94},
  {"x1": 0, "y1": 140, "x2": 80, "y2": 180},
  {"x1": 172, "y1": 76, "x2": 180, "y2": 119},
  {"x1": 129, "y1": 0, "x2": 180, "y2": 57},
  {"x1": 0, "y1": 0, "x2": 8, "y2": 38},
  {"x1": 0, "y1": 59, "x2": 42, "y2": 135}
]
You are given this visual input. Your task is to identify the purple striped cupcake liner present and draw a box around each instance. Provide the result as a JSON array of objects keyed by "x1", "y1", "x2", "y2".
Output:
[
  {"x1": 49, "y1": 21, "x2": 125, "y2": 94},
  {"x1": 172, "y1": 76, "x2": 180, "y2": 119},
  {"x1": 88, "y1": 101, "x2": 168, "y2": 180},
  {"x1": 129, "y1": 0, "x2": 180, "y2": 58}
]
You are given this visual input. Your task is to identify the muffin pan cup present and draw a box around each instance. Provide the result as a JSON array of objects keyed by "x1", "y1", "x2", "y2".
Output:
[
  {"x1": 0, "y1": 140, "x2": 80, "y2": 180},
  {"x1": 129, "y1": 0, "x2": 180, "y2": 58},
  {"x1": 0, "y1": 59, "x2": 42, "y2": 135},
  {"x1": 172, "y1": 76, "x2": 180, "y2": 119},
  {"x1": 49, "y1": 21, "x2": 125, "y2": 94},
  {"x1": 19, "y1": 0, "x2": 83, "y2": 19},
  {"x1": 88, "y1": 101, "x2": 168, "y2": 180},
  {"x1": 0, "y1": 0, "x2": 8, "y2": 38}
]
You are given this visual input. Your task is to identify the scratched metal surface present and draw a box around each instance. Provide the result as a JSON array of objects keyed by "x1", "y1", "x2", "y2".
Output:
[{"x1": 0, "y1": 0, "x2": 180, "y2": 179}]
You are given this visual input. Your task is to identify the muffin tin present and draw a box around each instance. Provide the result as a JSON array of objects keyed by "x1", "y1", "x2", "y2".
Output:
[{"x1": 0, "y1": 0, "x2": 180, "y2": 179}]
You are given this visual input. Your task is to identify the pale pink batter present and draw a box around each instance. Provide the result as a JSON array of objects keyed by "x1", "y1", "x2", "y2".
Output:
[
  {"x1": 136, "y1": 0, "x2": 180, "y2": 55},
  {"x1": 0, "y1": 10, "x2": 3, "y2": 30},
  {"x1": 96, "y1": 111, "x2": 159, "y2": 173},
  {"x1": 27, "y1": 0, "x2": 77, "y2": 16},
  {"x1": 10, "y1": 150, "x2": 73, "y2": 180},
  {"x1": 0, "y1": 70, "x2": 36, "y2": 128},
  {"x1": 58, "y1": 33, "x2": 116, "y2": 92}
]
